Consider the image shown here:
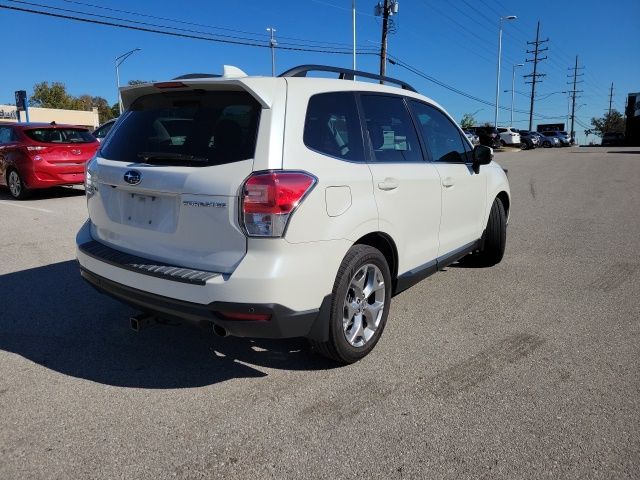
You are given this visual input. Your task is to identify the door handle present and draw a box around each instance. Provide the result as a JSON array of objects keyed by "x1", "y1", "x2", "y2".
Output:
[
  {"x1": 378, "y1": 178, "x2": 399, "y2": 191},
  {"x1": 442, "y1": 176, "x2": 455, "y2": 188}
]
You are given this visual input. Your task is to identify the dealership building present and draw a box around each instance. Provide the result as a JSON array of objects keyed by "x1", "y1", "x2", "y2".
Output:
[{"x1": 0, "y1": 104, "x2": 100, "y2": 129}]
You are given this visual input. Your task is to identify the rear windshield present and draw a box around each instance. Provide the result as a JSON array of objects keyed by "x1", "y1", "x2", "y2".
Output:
[
  {"x1": 25, "y1": 128, "x2": 94, "y2": 144},
  {"x1": 100, "y1": 90, "x2": 261, "y2": 167}
]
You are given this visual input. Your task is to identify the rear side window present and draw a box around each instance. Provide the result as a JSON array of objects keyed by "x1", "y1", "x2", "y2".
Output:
[
  {"x1": 0, "y1": 126, "x2": 12, "y2": 144},
  {"x1": 303, "y1": 92, "x2": 364, "y2": 161},
  {"x1": 360, "y1": 94, "x2": 423, "y2": 163},
  {"x1": 100, "y1": 90, "x2": 261, "y2": 167},
  {"x1": 25, "y1": 128, "x2": 94, "y2": 144},
  {"x1": 410, "y1": 101, "x2": 468, "y2": 163}
]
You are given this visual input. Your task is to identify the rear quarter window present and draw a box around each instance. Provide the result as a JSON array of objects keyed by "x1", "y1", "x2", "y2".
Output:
[{"x1": 303, "y1": 92, "x2": 364, "y2": 161}]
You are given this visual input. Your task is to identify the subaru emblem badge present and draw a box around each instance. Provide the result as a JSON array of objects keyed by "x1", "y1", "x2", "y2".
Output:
[{"x1": 124, "y1": 170, "x2": 142, "y2": 185}]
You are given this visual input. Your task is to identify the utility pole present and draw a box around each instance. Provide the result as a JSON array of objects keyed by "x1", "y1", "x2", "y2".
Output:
[
  {"x1": 608, "y1": 82, "x2": 614, "y2": 116},
  {"x1": 524, "y1": 21, "x2": 548, "y2": 131},
  {"x1": 567, "y1": 55, "x2": 584, "y2": 144},
  {"x1": 267, "y1": 27, "x2": 277, "y2": 77},
  {"x1": 375, "y1": 0, "x2": 398, "y2": 81}
]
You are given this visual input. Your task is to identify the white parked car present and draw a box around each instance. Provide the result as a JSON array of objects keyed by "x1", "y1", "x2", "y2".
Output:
[
  {"x1": 497, "y1": 127, "x2": 521, "y2": 146},
  {"x1": 77, "y1": 65, "x2": 511, "y2": 363}
]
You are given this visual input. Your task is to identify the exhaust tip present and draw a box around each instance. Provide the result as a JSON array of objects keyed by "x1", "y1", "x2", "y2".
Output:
[{"x1": 212, "y1": 324, "x2": 229, "y2": 337}]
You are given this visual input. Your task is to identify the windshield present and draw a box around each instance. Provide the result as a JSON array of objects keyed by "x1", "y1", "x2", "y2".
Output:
[
  {"x1": 100, "y1": 90, "x2": 261, "y2": 167},
  {"x1": 25, "y1": 128, "x2": 95, "y2": 144}
]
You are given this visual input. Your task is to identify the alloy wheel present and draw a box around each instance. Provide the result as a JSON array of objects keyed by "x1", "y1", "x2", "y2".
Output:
[
  {"x1": 343, "y1": 263, "x2": 385, "y2": 347},
  {"x1": 8, "y1": 171, "x2": 21, "y2": 198}
]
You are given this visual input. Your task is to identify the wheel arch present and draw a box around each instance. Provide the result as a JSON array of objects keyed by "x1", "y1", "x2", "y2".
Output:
[
  {"x1": 354, "y1": 231, "x2": 399, "y2": 290},
  {"x1": 496, "y1": 190, "x2": 510, "y2": 220}
]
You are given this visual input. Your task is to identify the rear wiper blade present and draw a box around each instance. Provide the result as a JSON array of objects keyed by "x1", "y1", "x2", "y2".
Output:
[{"x1": 137, "y1": 152, "x2": 208, "y2": 163}]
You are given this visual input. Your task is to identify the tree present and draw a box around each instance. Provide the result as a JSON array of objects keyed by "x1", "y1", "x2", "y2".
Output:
[
  {"x1": 29, "y1": 82, "x2": 118, "y2": 124},
  {"x1": 29, "y1": 82, "x2": 74, "y2": 109},
  {"x1": 460, "y1": 113, "x2": 476, "y2": 129},
  {"x1": 588, "y1": 110, "x2": 625, "y2": 137}
]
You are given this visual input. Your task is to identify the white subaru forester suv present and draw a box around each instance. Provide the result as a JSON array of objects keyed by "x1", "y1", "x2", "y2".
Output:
[{"x1": 77, "y1": 65, "x2": 510, "y2": 364}]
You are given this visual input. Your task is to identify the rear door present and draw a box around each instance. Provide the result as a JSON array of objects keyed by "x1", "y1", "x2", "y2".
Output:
[
  {"x1": 359, "y1": 94, "x2": 442, "y2": 275},
  {"x1": 88, "y1": 88, "x2": 265, "y2": 273},
  {"x1": 409, "y1": 100, "x2": 486, "y2": 257}
]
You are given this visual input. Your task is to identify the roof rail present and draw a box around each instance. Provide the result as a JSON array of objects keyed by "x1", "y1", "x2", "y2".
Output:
[
  {"x1": 279, "y1": 64, "x2": 417, "y2": 93},
  {"x1": 173, "y1": 73, "x2": 222, "y2": 80}
]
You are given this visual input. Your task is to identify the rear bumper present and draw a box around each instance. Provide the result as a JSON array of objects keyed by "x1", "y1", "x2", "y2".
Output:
[
  {"x1": 25, "y1": 163, "x2": 86, "y2": 189},
  {"x1": 76, "y1": 221, "x2": 346, "y2": 341},
  {"x1": 80, "y1": 267, "x2": 331, "y2": 340}
]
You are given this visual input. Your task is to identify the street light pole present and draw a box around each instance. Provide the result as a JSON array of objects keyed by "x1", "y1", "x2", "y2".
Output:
[
  {"x1": 115, "y1": 48, "x2": 141, "y2": 115},
  {"x1": 510, "y1": 63, "x2": 524, "y2": 126},
  {"x1": 494, "y1": 15, "x2": 517, "y2": 127},
  {"x1": 267, "y1": 27, "x2": 277, "y2": 76},
  {"x1": 352, "y1": 0, "x2": 356, "y2": 72}
]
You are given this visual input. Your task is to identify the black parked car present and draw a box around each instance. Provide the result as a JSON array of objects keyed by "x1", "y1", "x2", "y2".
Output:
[
  {"x1": 468, "y1": 126, "x2": 501, "y2": 148},
  {"x1": 516, "y1": 130, "x2": 539, "y2": 150},
  {"x1": 601, "y1": 132, "x2": 625, "y2": 146}
]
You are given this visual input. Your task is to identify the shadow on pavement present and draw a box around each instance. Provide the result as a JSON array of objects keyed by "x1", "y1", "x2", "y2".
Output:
[
  {"x1": 607, "y1": 150, "x2": 640, "y2": 154},
  {"x1": 0, "y1": 185, "x2": 86, "y2": 201},
  {"x1": 0, "y1": 260, "x2": 336, "y2": 389}
]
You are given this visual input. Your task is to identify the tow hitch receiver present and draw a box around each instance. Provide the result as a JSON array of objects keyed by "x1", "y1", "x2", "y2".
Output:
[{"x1": 130, "y1": 313, "x2": 158, "y2": 332}]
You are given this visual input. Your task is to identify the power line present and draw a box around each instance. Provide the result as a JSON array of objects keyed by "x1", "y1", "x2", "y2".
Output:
[
  {"x1": 0, "y1": 3, "x2": 379, "y2": 55},
  {"x1": 388, "y1": 55, "x2": 563, "y2": 119},
  {"x1": 0, "y1": 0, "x2": 566, "y2": 120},
  {"x1": 57, "y1": 0, "x2": 364, "y2": 48}
]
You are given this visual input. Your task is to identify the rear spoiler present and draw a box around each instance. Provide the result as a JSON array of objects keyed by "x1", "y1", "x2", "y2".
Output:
[{"x1": 119, "y1": 76, "x2": 280, "y2": 111}]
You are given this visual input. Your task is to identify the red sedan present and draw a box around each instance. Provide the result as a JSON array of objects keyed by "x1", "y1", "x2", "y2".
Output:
[{"x1": 0, "y1": 122, "x2": 99, "y2": 199}]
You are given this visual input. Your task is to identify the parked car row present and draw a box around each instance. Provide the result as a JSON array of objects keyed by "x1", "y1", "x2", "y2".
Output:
[
  {"x1": 461, "y1": 125, "x2": 575, "y2": 151},
  {"x1": 0, "y1": 117, "x2": 122, "y2": 199}
]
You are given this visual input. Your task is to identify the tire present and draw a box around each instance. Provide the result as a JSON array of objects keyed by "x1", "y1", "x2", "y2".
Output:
[
  {"x1": 500, "y1": 140, "x2": 507, "y2": 147},
  {"x1": 521, "y1": 142, "x2": 528, "y2": 150},
  {"x1": 311, "y1": 245, "x2": 392, "y2": 364},
  {"x1": 7, "y1": 169, "x2": 30, "y2": 200},
  {"x1": 472, "y1": 198, "x2": 507, "y2": 267}
]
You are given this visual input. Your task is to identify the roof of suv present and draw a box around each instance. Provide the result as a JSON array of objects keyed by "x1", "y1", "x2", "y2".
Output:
[{"x1": 119, "y1": 64, "x2": 445, "y2": 113}]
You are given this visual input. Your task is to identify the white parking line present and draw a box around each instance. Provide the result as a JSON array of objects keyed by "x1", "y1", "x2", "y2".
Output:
[{"x1": 0, "y1": 200, "x2": 53, "y2": 213}]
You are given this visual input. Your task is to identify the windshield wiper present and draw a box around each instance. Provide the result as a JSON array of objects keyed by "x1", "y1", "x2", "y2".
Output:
[{"x1": 137, "y1": 152, "x2": 209, "y2": 164}]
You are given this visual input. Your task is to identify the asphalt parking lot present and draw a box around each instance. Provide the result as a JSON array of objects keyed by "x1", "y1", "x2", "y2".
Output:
[{"x1": 1, "y1": 146, "x2": 638, "y2": 479}]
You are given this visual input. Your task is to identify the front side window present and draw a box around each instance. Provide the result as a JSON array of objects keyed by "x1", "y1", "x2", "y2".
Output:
[
  {"x1": 303, "y1": 92, "x2": 364, "y2": 161},
  {"x1": 93, "y1": 121, "x2": 115, "y2": 139},
  {"x1": 100, "y1": 90, "x2": 261, "y2": 167},
  {"x1": 410, "y1": 101, "x2": 468, "y2": 163},
  {"x1": 360, "y1": 94, "x2": 423, "y2": 163}
]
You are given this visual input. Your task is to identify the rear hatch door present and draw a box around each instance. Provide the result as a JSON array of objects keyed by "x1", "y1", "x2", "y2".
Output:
[
  {"x1": 87, "y1": 86, "x2": 265, "y2": 274},
  {"x1": 24, "y1": 127, "x2": 98, "y2": 173}
]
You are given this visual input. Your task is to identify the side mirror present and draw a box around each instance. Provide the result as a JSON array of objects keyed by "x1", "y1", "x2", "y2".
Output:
[{"x1": 472, "y1": 145, "x2": 493, "y2": 173}]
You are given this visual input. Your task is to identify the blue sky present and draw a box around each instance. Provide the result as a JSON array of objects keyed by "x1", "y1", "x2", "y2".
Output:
[{"x1": 1, "y1": 0, "x2": 638, "y2": 142}]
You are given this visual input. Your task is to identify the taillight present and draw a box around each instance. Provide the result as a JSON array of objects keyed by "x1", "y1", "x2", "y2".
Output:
[
  {"x1": 26, "y1": 145, "x2": 49, "y2": 153},
  {"x1": 241, "y1": 171, "x2": 316, "y2": 237}
]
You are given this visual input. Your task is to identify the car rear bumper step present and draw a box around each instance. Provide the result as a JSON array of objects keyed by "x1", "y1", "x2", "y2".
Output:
[
  {"x1": 78, "y1": 240, "x2": 219, "y2": 286},
  {"x1": 79, "y1": 267, "x2": 331, "y2": 340}
]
